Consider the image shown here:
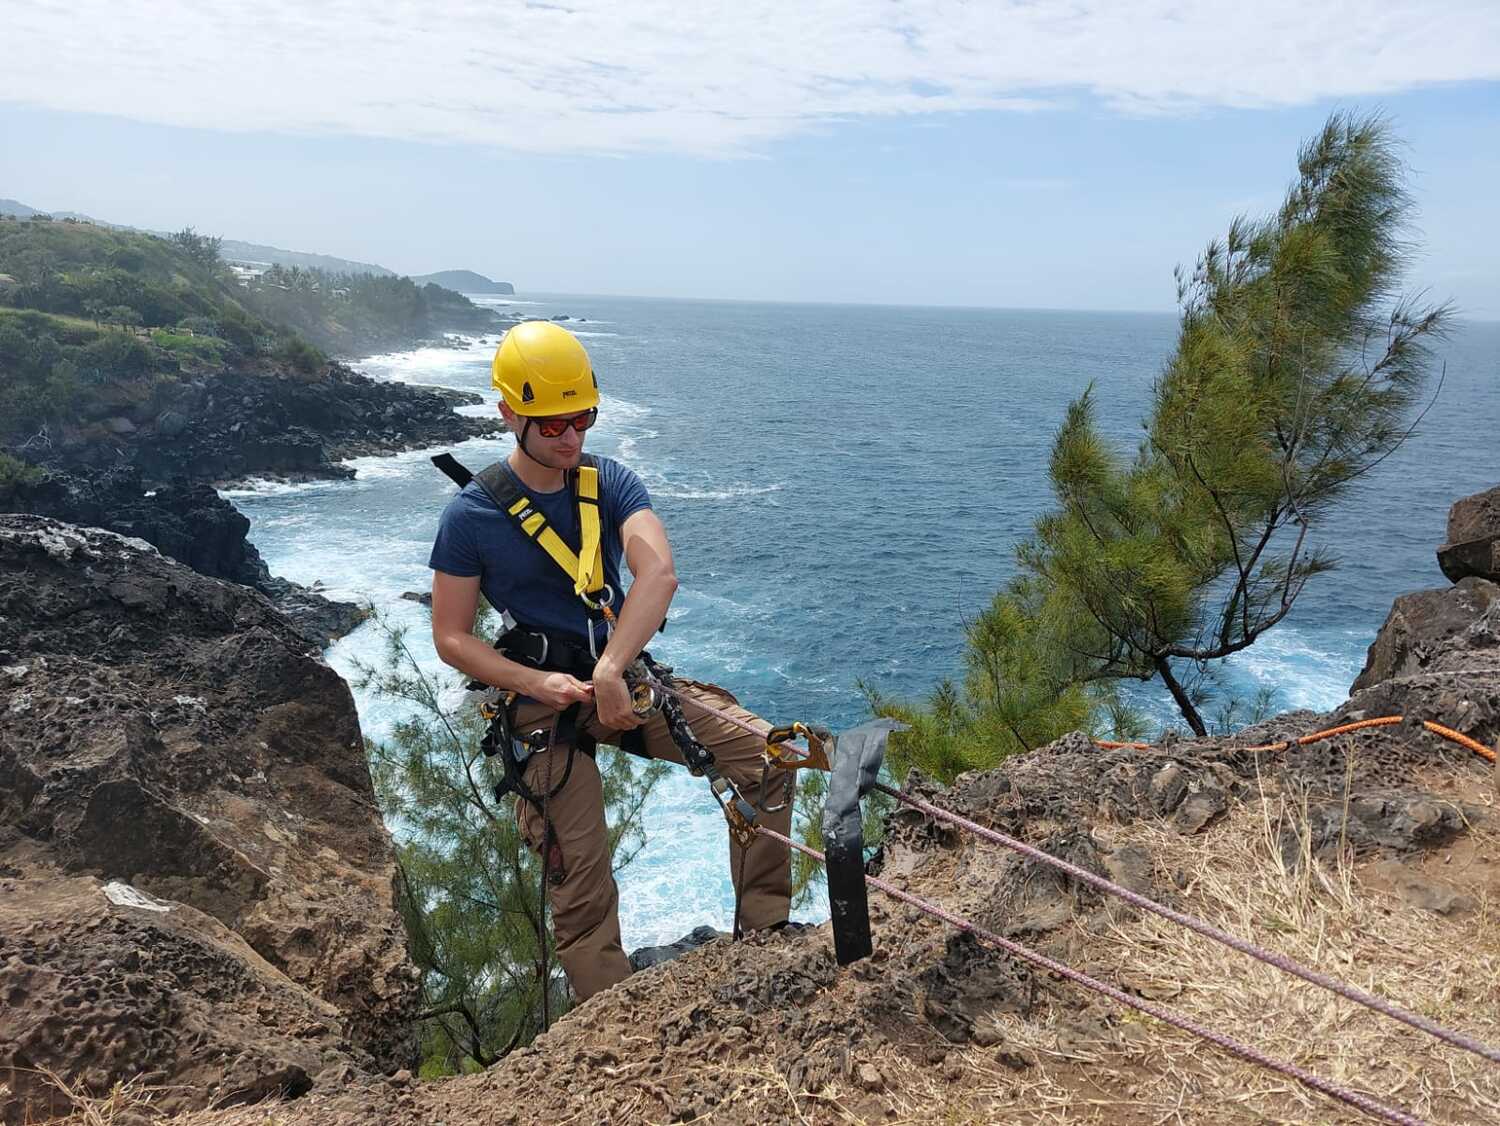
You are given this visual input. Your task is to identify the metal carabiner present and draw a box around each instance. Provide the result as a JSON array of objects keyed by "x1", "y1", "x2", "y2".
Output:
[{"x1": 583, "y1": 586, "x2": 615, "y2": 661}]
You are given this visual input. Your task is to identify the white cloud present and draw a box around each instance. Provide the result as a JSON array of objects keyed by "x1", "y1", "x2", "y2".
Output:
[{"x1": 5, "y1": 1, "x2": 1498, "y2": 155}]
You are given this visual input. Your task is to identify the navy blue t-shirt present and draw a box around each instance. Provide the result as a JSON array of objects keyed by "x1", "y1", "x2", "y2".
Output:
[{"x1": 428, "y1": 455, "x2": 652, "y2": 645}]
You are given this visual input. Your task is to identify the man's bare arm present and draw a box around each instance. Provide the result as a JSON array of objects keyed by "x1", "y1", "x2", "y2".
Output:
[
  {"x1": 430, "y1": 571, "x2": 592, "y2": 710},
  {"x1": 592, "y1": 508, "x2": 678, "y2": 728}
]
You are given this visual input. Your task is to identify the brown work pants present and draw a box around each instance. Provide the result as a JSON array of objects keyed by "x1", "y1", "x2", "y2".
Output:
[{"x1": 511, "y1": 677, "x2": 793, "y2": 1001}]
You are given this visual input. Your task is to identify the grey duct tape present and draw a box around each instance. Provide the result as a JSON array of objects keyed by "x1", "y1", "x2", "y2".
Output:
[{"x1": 821, "y1": 718, "x2": 908, "y2": 965}]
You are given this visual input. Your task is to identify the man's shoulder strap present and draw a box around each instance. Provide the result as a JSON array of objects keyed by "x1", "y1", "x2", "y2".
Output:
[
  {"x1": 473, "y1": 461, "x2": 526, "y2": 514},
  {"x1": 433, "y1": 450, "x2": 607, "y2": 598},
  {"x1": 431, "y1": 452, "x2": 601, "y2": 504}
]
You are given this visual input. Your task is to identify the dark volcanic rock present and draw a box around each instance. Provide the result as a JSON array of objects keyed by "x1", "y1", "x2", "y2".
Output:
[
  {"x1": 629, "y1": 925, "x2": 727, "y2": 971},
  {"x1": 9, "y1": 466, "x2": 263, "y2": 583},
  {"x1": 24, "y1": 363, "x2": 502, "y2": 487},
  {"x1": 1438, "y1": 484, "x2": 1500, "y2": 584},
  {"x1": 0, "y1": 518, "x2": 417, "y2": 1122},
  {"x1": 1446, "y1": 485, "x2": 1500, "y2": 545},
  {"x1": 1351, "y1": 577, "x2": 1500, "y2": 692},
  {"x1": 4, "y1": 468, "x2": 365, "y2": 646}
]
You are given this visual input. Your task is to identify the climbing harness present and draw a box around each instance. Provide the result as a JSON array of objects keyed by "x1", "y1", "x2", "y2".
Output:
[{"x1": 431, "y1": 451, "x2": 612, "y2": 617}]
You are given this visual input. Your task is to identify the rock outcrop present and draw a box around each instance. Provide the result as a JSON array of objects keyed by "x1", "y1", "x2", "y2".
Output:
[
  {"x1": 23, "y1": 363, "x2": 501, "y2": 486},
  {"x1": 1438, "y1": 484, "x2": 1500, "y2": 585},
  {"x1": 6, "y1": 468, "x2": 365, "y2": 646},
  {"x1": 0, "y1": 518, "x2": 418, "y2": 1123},
  {"x1": 1351, "y1": 576, "x2": 1500, "y2": 691}
]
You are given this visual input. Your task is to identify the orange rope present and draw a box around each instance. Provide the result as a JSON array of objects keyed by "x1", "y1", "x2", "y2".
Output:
[
  {"x1": 1094, "y1": 714, "x2": 1496, "y2": 764},
  {"x1": 1423, "y1": 720, "x2": 1497, "y2": 764}
]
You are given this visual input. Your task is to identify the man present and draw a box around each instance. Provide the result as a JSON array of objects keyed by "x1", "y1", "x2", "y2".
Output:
[{"x1": 428, "y1": 320, "x2": 793, "y2": 1000}]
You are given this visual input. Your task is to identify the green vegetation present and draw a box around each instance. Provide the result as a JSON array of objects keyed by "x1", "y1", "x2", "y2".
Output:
[
  {"x1": 883, "y1": 112, "x2": 1447, "y2": 779},
  {"x1": 243, "y1": 264, "x2": 494, "y2": 354},
  {"x1": 0, "y1": 215, "x2": 492, "y2": 441},
  {"x1": 352, "y1": 610, "x2": 666, "y2": 1074},
  {"x1": 0, "y1": 218, "x2": 324, "y2": 435},
  {"x1": 0, "y1": 450, "x2": 43, "y2": 502}
]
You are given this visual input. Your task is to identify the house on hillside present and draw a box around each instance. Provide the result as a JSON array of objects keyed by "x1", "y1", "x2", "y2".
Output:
[{"x1": 227, "y1": 261, "x2": 270, "y2": 287}]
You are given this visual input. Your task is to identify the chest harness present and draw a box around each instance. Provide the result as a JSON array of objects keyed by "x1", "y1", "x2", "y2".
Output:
[
  {"x1": 432, "y1": 454, "x2": 704, "y2": 802},
  {"x1": 432, "y1": 450, "x2": 899, "y2": 983}
]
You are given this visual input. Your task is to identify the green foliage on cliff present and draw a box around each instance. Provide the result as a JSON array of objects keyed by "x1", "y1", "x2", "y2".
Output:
[
  {"x1": 0, "y1": 451, "x2": 42, "y2": 501},
  {"x1": 353, "y1": 610, "x2": 666, "y2": 1074},
  {"x1": 883, "y1": 112, "x2": 1448, "y2": 775},
  {"x1": 0, "y1": 218, "x2": 326, "y2": 438},
  {"x1": 0, "y1": 218, "x2": 266, "y2": 334},
  {"x1": 241, "y1": 265, "x2": 496, "y2": 354}
]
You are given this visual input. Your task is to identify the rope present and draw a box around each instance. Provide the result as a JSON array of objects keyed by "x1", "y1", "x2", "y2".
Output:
[
  {"x1": 1096, "y1": 715, "x2": 1496, "y2": 763},
  {"x1": 872, "y1": 782, "x2": 1500, "y2": 1063},
  {"x1": 653, "y1": 678, "x2": 1499, "y2": 1060},
  {"x1": 537, "y1": 715, "x2": 559, "y2": 1033},
  {"x1": 756, "y1": 825, "x2": 1423, "y2": 1126}
]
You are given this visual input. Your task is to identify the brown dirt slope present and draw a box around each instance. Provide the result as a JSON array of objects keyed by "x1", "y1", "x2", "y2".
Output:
[{"x1": 9, "y1": 524, "x2": 1500, "y2": 1126}]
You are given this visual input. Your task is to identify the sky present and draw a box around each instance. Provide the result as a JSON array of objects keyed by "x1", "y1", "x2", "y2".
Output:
[{"x1": 3, "y1": 1, "x2": 1498, "y2": 315}]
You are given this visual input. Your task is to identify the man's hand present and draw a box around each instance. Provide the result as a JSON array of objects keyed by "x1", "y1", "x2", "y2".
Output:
[
  {"x1": 591, "y1": 666, "x2": 642, "y2": 731},
  {"x1": 531, "y1": 672, "x2": 594, "y2": 711}
]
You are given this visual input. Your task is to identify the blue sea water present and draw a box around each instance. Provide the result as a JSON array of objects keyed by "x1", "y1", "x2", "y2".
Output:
[{"x1": 229, "y1": 295, "x2": 1499, "y2": 947}]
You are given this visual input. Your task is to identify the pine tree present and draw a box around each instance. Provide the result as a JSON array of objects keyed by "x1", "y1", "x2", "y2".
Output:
[
  {"x1": 883, "y1": 112, "x2": 1448, "y2": 768},
  {"x1": 351, "y1": 609, "x2": 665, "y2": 1074}
]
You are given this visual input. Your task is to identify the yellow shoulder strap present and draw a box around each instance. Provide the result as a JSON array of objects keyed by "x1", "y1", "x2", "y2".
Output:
[
  {"x1": 574, "y1": 465, "x2": 605, "y2": 597},
  {"x1": 503, "y1": 468, "x2": 605, "y2": 600}
]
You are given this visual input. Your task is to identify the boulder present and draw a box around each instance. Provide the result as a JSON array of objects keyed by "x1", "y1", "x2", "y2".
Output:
[
  {"x1": 1437, "y1": 484, "x2": 1500, "y2": 584},
  {"x1": 3, "y1": 467, "x2": 363, "y2": 646},
  {"x1": 0, "y1": 518, "x2": 417, "y2": 1121},
  {"x1": 1350, "y1": 577, "x2": 1500, "y2": 692}
]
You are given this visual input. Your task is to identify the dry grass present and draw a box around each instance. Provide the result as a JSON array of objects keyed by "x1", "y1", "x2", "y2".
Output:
[
  {"x1": 1016, "y1": 764, "x2": 1500, "y2": 1124},
  {"x1": 12, "y1": 1068, "x2": 300, "y2": 1126},
  {"x1": 21, "y1": 758, "x2": 1498, "y2": 1125}
]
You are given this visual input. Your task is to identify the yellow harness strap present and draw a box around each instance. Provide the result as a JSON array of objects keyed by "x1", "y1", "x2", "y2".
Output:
[
  {"x1": 504, "y1": 464, "x2": 605, "y2": 600},
  {"x1": 574, "y1": 465, "x2": 604, "y2": 598}
]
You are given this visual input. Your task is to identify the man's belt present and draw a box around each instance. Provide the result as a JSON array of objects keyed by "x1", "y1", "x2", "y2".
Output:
[{"x1": 492, "y1": 624, "x2": 597, "y2": 681}]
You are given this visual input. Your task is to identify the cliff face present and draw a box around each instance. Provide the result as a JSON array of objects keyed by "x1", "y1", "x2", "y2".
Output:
[
  {"x1": 3, "y1": 361, "x2": 505, "y2": 642},
  {"x1": 0, "y1": 518, "x2": 418, "y2": 1122},
  {"x1": 16, "y1": 362, "x2": 498, "y2": 487}
]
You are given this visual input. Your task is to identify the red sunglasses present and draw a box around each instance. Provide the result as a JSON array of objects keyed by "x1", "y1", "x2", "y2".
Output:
[{"x1": 532, "y1": 408, "x2": 598, "y2": 438}]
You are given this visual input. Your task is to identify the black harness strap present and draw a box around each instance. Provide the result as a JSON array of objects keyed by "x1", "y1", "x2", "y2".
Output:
[{"x1": 431, "y1": 451, "x2": 474, "y2": 489}]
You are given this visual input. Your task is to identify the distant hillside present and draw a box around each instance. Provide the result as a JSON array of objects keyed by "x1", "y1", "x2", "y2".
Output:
[
  {"x1": 219, "y1": 239, "x2": 394, "y2": 278},
  {"x1": 409, "y1": 269, "x2": 514, "y2": 295},
  {"x1": 0, "y1": 198, "x2": 99, "y2": 223},
  {"x1": 2, "y1": 199, "x2": 395, "y2": 277},
  {"x1": 0, "y1": 198, "x2": 513, "y2": 300}
]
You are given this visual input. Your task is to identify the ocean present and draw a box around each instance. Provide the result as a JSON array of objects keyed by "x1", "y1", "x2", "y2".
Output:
[{"x1": 227, "y1": 295, "x2": 1499, "y2": 947}]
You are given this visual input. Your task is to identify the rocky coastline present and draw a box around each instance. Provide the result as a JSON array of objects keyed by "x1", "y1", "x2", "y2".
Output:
[
  {"x1": 1, "y1": 488, "x2": 1496, "y2": 1124},
  {"x1": 4, "y1": 358, "x2": 507, "y2": 644}
]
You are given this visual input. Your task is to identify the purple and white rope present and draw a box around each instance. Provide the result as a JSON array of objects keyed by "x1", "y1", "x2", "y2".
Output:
[
  {"x1": 874, "y1": 782, "x2": 1499, "y2": 1065},
  {"x1": 757, "y1": 825, "x2": 1424, "y2": 1126}
]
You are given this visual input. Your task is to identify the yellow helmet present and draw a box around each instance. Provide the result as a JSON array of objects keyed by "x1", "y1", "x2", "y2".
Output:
[{"x1": 492, "y1": 321, "x2": 599, "y2": 416}]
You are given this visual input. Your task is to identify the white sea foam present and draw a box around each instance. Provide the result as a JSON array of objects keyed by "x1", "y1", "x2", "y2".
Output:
[
  {"x1": 353, "y1": 337, "x2": 494, "y2": 381},
  {"x1": 1227, "y1": 628, "x2": 1362, "y2": 712},
  {"x1": 653, "y1": 482, "x2": 786, "y2": 501},
  {"x1": 339, "y1": 435, "x2": 505, "y2": 480},
  {"x1": 219, "y1": 477, "x2": 343, "y2": 499}
]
